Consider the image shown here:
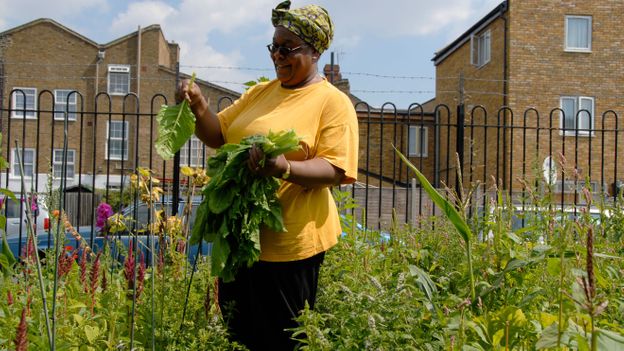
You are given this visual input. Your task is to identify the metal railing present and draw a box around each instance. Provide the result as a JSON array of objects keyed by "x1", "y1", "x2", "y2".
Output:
[{"x1": 2, "y1": 91, "x2": 622, "y2": 252}]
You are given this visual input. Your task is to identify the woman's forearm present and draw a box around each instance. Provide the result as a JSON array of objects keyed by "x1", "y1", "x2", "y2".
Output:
[{"x1": 191, "y1": 96, "x2": 224, "y2": 149}]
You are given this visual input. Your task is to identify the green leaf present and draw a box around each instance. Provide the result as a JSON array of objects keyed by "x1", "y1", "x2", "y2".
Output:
[
  {"x1": 597, "y1": 328, "x2": 624, "y2": 349},
  {"x1": 408, "y1": 265, "x2": 438, "y2": 301},
  {"x1": 0, "y1": 188, "x2": 17, "y2": 202},
  {"x1": 210, "y1": 235, "x2": 231, "y2": 281},
  {"x1": 535, "y1": 323, "x2": 560, "y2": 349},
  {"x1": 155, "y1": 73, "x2": 197, "y2": 160},
  {"x1": 393, "y1": 146, "x2": 472, "y2": 244},
  {"x1": 1, "y1": 229, "x2": 16, "y2": 268},
  {"x1": 546, "y1": 258, "x2": 561, "y2": 276},
  {"x1": 0, "y1": 254, "x2": 10, "y2": 272},
  {"x1": 84, "y1": 325, "x2": 100, "y2": 344}
]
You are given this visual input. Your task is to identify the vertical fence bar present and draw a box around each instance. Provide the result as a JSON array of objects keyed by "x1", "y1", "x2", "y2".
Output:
[{"x1": 455, "y1": 103, "x2": 465, "y2": 201}]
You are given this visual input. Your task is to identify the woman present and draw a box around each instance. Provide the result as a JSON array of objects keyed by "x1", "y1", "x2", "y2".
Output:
[{"x1": 178, "y1": 1, "x2": 358, "y2": 349}]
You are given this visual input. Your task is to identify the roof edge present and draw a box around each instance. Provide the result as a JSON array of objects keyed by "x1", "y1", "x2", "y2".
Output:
[
  {"x1": 432, "y1": 1, "x2": 507, "y2": 66},
  {"x1": 102, "y1": 24, "x2": 162, "y2": 48},
  {"x1": 0, "y1": 18, "x2": 99, "y2": 47}
]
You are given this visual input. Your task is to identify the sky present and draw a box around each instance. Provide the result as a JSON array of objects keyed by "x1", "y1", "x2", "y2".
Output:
[{"x1": 0, "y1": 0, "x2": 502, "y2": 109}]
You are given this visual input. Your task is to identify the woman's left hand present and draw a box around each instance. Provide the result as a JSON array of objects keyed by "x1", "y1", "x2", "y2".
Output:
[{"x1": 248, "y1": 144, "x2": 289, "y2": 178}]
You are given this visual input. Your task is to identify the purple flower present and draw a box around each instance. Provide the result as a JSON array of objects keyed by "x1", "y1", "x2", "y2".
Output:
[{"x1": 96, "y1": 202, "x2": 114, "y2": 230}]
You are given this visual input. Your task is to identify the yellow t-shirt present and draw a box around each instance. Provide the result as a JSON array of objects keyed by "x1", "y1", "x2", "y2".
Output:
[{"x1": 217, "y1": 78, "x2": 358, "y2": 262}]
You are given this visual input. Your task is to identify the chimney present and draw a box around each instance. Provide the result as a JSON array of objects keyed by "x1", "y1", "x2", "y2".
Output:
[{"x1": 323, "y1": 64, "x2": 342, "y2": 83}]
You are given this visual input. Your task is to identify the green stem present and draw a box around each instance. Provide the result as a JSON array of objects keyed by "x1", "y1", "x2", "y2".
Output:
[
  {"x1": 557, "y1": 249, "x2": 565, "y2": 348},
  {"x1": 466, "y1": 240, "x2": 476, "y2": 302},
  {"x1": 14, "y1": 141, "x2": 53, "y2": 349},
  {"x1": 590, "y1": 316, "x2": 597, "y2": 351}
]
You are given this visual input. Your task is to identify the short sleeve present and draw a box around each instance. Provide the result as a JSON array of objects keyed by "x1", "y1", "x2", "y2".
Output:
[
  {"x1": 217, "y1": 84, "x2": 262, "y2": 142},
  {"x1": 315, "y1": 92, "x2": 359, "y2": 184}
]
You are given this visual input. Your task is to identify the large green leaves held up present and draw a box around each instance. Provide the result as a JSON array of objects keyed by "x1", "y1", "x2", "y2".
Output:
[
  {"x1": 191, "y1": 130, "x2": 301, "y2": 282},
  {"x1": 155, "y1": 73, "x2": 197, "y2": 160}
]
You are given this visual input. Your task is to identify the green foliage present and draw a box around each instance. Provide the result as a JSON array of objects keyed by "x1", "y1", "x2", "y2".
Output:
[
  {"x1": 0, "y1": 134, "x2": 16, "y2": 271},
  {"x1": 155, "y1": 73, "x2": 197, "y2": 160},
  {"x1": 191, "y1": 130, "x2": 301, "y2": 282},
  {"x1": 293, "y1": 187, "x2": 624, "y2": 350},
  {"x1": 243, "y1": 76, "x2": 270, "y2": 90},
  {"x1": 394, "y1": 146, "x2": 476, "y2": 301},
  {"x1": 97, "y1": 189, "x2": 133, "y2": 212}
]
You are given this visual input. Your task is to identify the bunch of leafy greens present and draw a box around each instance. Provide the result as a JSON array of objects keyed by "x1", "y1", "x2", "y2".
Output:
[
  {"x1": 155, "y1": 73, "x2": 197, "y2": 160},
  {"x1": 190, "y1": 130, "x2": 301, "y2": 282}
]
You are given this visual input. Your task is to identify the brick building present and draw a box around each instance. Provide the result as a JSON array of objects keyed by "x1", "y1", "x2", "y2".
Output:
[
  {"x1": 432, "y1": 0, "x2": 624, "y2": 197},
  {"x1": 0, "y1": 18, "x2": 240, "y2": 193}
]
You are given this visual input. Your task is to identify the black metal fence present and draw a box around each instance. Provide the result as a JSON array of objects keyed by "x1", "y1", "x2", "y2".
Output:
[{"x1": 1, "y1": 91, "x2": 623, "y2": 251}]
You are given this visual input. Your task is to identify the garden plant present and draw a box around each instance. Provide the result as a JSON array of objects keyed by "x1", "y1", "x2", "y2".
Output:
[{"x1": 0, "y1": 136, "x2": 623, "y2": 350}]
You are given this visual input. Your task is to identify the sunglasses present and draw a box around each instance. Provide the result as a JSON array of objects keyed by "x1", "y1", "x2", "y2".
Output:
[{"x1": 267, "y1": 43, "x2": 306, "y2": 56}]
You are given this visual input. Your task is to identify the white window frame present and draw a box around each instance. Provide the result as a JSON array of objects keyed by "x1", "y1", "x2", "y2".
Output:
[
  {"x1": 10, "y1": 148, "x2": 36, "y2": 179},
  {"x1": 559, "y1": 96, "x2": 594, "y2": 136},
  {"x1": 408, "y1": 126, "x2": 428, "y2": 157},
  {"x1": 106, "y1": 121, "x2": 129, "y2": 161},
  {"x1": 54, "y1": 89, "x2": 78, "y2": 121},
  {"x1": 11, "y1": 87, "x2": 37, "y2": 119},
  {"x1": 53, "y1": 149, "x2": 75, "y2": 179},
  {"x1": 180, "y1": 135, "x2": 204, "y2": 167},
  {"x1": 470, "y1": 30, "x2": 491, "y2": 67},
  {"x1": 107, "y1": 64, "x2": 131, "y2": 95},
  {"x1": 565, "y1": 15, "x2": 592, "y2": 52}
]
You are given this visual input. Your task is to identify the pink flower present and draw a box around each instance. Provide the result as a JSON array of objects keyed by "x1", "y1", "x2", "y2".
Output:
[
  {"x1": 14, "y1": 308, "x2": 28, "y2": 351},
  {"x1": 30, "y1": 199, "x2": 38, "y2": 213},
  {"x1": 96, "y1": 202, "x2": 114, "y2": 231}
]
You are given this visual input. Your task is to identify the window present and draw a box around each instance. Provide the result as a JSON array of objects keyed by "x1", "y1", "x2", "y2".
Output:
[
  {"x1": 471, "y1": 30, "x2": 491, "y2": 67},
  {"x1": 53, "y1": 149, "x2": 75, "y2": 179},
  {"x1": 11, "y1": 148, "x2": 36, "y2": 178},
  {"x1": 560, "y1": 96, "x2": 594, "y2": 136},
  {"x1": 54, "y1": 89, "x2": 77, "y2": 121},
  {"x1": 408, "y1": 126, "x2": 428, "y2": 157},
  {"x1": 108, "y1": 65, "x2": 130, "y2": 95},
  {"x1": 106, "y1": 121, "x2": 129, "y2": 160},
  {"x1": 565, "y1": 16, "x2": 592, "y2": 52},
  {"x1": 11, "y1": 87, "x2": 37, "y2": 119},
  {"x1": 180, "y1": 136, "x2": 204, "y2": 167}
]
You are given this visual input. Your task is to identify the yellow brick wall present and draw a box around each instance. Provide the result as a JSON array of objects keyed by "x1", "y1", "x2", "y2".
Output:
[
  {"x1": 434, "y1": 17, "x2": 506, "y2": 190},
  {"x1": 434, "y1": 0, "x2": 624, "y2": 195},
  {"x1": 507, "y1": 0, "x2": 624, "y2": 193}
]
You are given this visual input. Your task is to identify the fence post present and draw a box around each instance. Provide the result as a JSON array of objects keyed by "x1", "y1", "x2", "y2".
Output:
[{"x1": 456, "y1": 103, "x2": 465, "y2": 202}]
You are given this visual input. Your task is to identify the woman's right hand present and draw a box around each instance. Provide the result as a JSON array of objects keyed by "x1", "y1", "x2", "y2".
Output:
[{"x1": 176, "y1": 79, "x2": 204, "y2": 107}]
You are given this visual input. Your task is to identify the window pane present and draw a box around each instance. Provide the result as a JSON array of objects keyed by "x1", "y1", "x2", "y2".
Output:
[
  {"x1": 409, "y1": 126, "x2": 426, "y2": 156},
  {"x1": 109, "y1": 72, "x2": 129, "y2": 94},
  {"x1": 567, "y1": 17, "x2": 590, "y2": 49},
  {"x1": 22, "y1": 150, "x2": 34, "y2": 163},
  {"x1": 13, "y1": 88, "x2": 36, "y2": 118},
  {"x1": 561, "y1": 98, "x2": 576, "y2": 129},
  {"x1": 579, "y1": 98, "x2": 593, "y2": 131}
]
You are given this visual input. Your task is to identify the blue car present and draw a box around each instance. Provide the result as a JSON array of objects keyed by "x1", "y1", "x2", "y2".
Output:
[{"x1": 4, "y1": 196, "x2": 210, "y2": 266}]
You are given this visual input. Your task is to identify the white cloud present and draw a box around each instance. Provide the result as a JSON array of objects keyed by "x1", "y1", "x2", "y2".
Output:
[
  {"x1": 107, "y1": 0, "x2": 278, "y2": 91},
  {"x1": 110, "y1": 2, "x2": 177, "y2": 36},
  {"x1": 311, "y1": 0, "x2": 503, "y2": 39}
]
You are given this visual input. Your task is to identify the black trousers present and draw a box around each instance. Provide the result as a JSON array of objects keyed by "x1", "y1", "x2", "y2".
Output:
[{"x1": 218, "y1": 252, "x2": 325, "y2": 351}]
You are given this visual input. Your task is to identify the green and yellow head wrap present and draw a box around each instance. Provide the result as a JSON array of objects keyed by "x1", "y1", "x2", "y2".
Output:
[{"x1": 271, "y1": 0, "x2": 334, "y2": 54}]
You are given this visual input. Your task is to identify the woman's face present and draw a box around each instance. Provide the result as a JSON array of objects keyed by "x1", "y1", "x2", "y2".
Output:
[{"x1": 270, "y1": 26, "x2": 318, "y2": 88}]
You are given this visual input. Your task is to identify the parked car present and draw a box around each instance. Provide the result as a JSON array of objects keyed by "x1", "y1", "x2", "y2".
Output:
[
  {"x1": 2, "y1": 194, "x2": 50, "y2": 240},
  {"x1": 4, "y1": 195, "x2": 209, "y2": 265}
]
